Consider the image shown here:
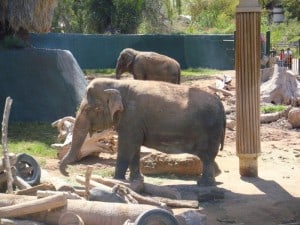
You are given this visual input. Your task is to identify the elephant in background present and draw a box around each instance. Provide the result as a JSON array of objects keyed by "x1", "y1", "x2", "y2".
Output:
[
  {"x1": 115, "y1": 48, "x2": 181, "y2": 84},
  {"x1": 59, "y1": 78, "x2": 226, "y2": 186}
]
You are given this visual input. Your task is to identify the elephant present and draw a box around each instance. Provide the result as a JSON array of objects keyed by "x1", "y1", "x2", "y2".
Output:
[
  {"x1": 59, "y1": 78, "x2": 226, "y2": 186},
  {"x1": 115, "y1": 48, "x2": 181, "y2": 84}
]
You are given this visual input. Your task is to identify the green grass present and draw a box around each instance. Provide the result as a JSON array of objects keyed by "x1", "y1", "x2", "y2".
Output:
[
  {"x1": 181, "y1": 67, "x2": 221, "y2": 77},
  {"x1": 1, "y1": 122, "x2": 58, "y2": 158},
  {"x1": 84, "y1": 67, "x2": 221, "y2": 78},
  {"x1": 261, "y1": 105, "x2": 287, "y2": 114}
]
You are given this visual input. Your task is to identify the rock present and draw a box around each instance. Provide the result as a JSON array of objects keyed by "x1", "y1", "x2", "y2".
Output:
[
  {"x1": 226, "y1": 119, "x2": 236, "y2": 130},
  {"x1": 0, "y1": 48, "x2": 87, "y2": 122},
  {"x1": 288, "y1": 107, "x2": 300, "y2": 128}
]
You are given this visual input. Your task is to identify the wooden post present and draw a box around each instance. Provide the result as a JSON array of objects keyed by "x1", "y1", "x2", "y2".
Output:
[
  {"x1": 1, "y1": 97, "x2": 14, "y2": 193},
  {"x1": 235, "y1": 0, "x2": 261, "y2": 177}
]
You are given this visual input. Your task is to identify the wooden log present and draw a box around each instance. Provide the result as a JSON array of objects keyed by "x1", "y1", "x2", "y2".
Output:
[
  {"x1": 85, "y1": 166, "x2": 93, "y2": 199},
  {"x1": 1, "y1": 97, "x2": 14, "y2": 193},
  {"x1": 0, "y1": 193, "x2": 67, "y2": 218},
  {"x1": 208, "y1": 85, "x2": 234, "y2": 96},
  {"x1": 13, "y1": 175, "x2": 32, "y2": 190},
  {"x1": 58, "y1": 212, "x2": 84, "y2": 225},
  {"x1": 76, "y1": 176, "x2": 167, "y2": 209},
  {"x1": 0, "y1": 218, "x2": 46, "y2": 225},
  {"x1": 37, "y1": 190, "x2": 82, "y2": 200},
  {"x1": 0, "y1": 154, "x2": 17, "y2": 171},
  {"x1": 91, "y1": 175, "x2": 181, "y2": 199},
  {"x1": 0, "y1": 194, "x2": 160, "y2": 225},
  {"x1": 15, "y1": 183, "x2": 56, "y2": 196},
  {"x1": 41, "y1": 170, "x2": 75, "y2": 192},
  {"x1": 260, "y1": 106, "x2": 292, "y2": 123},
  {"x1": 152, "y1": 197, "x2": 199, "y2": 209}
]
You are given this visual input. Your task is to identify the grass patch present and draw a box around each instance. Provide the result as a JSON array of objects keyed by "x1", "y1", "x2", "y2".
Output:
[
  {"x1": 83, "y1": 68, "x2": 115, "y2": 77},
  {"x1": 1, "y1": 122, "x2": 58, "y2": 158},
  {"x1": 84, "y1": 67, "x2": 221, "y2": 78},
  {"x1": 181, "y1": 67, "x2": 220, "y2": 77},
  {"x1": 261, "y1": 105, "x2": 287, "y2": 114}
]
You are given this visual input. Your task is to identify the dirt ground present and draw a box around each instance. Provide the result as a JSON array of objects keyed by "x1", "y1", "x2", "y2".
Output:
[{"x1": 44, "y1": 71, "x2": 300, "y2": 225}]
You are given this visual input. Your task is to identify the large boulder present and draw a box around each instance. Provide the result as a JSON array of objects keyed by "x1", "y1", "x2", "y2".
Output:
[
  {"x1": 288, "y1": 107, "x2": 300, "y2": 128},
  {"x1": 0, "y1": 48, "x2": 87, "y2": 122}
]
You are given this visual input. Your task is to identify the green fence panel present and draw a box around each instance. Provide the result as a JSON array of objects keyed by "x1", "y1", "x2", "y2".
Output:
[{"x1": 29, "y1": 33, "x2": 235, "y2": 70}]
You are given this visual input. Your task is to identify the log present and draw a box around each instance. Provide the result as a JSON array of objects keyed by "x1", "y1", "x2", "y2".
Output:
[
  {"x1": 1, "y1": 97, "x2": 14, "y2": 193},
  {"x1": 58, "y1": 212, "x2": 84, "y2": 225},
  {"x1": 15, "y1": 183, "x2": 56, "y2": 196},
  {"x1": 76, "y1": 176, "x2": 167, "y2": 209},
  {"x1": 36, "y1": 190, "x2": 82, "y2": 200},
  {"x1": 0, "y1": 194, "x2": 160, "y2": 225},
  {"x1": 13, "y1": 176, "x2": 32, "y2": 190},
  {"x1": 0, "y1": 193, "x2": 67, "y2": 218},
  {"x1": 78, "y1": 176, "x2": 198, "y2": 209},
  {"x1": 0, "y1": 218, "x2": 46, "y2": 225},
  {"x1": 91, "y1": 175, "x2": 181, "y2": 199},
  {"x1": 208, "y1": 85, "x2": 234, "y2": 96},
  {"x1": 260, "y1": 106, "x2": 292, "y2": 123},
  {"x1": 261, "y1": 65, "x2": 300, "y2": 106},
  {"x1": 151, "y1": 197, "x2": 199, "y2": 209}
]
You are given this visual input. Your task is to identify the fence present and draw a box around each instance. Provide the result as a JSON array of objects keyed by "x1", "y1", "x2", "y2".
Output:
[{"x1": 29, "y1": 33, "x2": 235, "y2": 70}]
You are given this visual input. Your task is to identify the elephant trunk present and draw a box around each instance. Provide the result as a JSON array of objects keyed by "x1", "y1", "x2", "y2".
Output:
[
  {"x1": 59, "y1": 113, "x2": 90, "y2": 176},
  {"x1": 115, "y1": 63, "x2": 122, "y2": 80}
]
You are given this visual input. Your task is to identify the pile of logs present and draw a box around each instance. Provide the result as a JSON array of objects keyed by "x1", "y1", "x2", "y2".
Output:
[{"x1": 0, "y1": 163, "x2": 220, "y2": 225}]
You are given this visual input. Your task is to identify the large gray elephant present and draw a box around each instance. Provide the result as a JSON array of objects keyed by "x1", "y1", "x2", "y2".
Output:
[
  {"x1": 115, "y1": 48, "x2": 181, "y2": 84},
  {"x1": 59, "y1": 78, "x2": 226, "y2": 186}
]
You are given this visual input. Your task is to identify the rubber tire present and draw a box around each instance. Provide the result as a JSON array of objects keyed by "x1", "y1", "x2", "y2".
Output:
[
  {"x1": 15, "y1": 153, "x2": 41, "y2": 186},
  {"x1": 134, "y1": 209, "x2": 179, "y2": 225}
]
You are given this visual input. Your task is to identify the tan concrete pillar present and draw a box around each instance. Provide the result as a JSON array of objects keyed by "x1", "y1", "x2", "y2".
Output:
[{"x1": 235, "y1": 0, "x2": 261, "y2": 177}]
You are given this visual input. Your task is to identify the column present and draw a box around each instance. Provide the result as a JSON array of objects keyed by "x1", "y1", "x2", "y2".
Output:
[{"x1": 235, "y1": 0, "x2": 261, "y2": 177}]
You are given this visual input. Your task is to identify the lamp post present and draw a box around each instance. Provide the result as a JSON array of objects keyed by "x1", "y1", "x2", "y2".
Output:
[{"x1": 235, "y1": 0, "x2": 261, "y2": 177}]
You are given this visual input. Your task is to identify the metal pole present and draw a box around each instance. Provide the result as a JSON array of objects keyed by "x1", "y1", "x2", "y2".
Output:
[{"x1": 235, "y1": 0, "x2": 261, "y2": 177}]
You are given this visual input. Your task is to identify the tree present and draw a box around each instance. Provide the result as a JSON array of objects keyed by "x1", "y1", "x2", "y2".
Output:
[{"x1": 0, "y1": 0, "x2": 57, "y2": 40}]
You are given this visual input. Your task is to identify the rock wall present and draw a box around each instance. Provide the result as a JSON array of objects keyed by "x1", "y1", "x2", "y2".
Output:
[{"x1": 0, "y1": 48, "x2": 87, "y2": 122}]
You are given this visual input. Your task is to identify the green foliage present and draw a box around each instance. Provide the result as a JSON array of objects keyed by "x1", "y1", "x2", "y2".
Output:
[
  {"x1": 1, "y1": 123, "x2": 58, "y2": 158},
  {"x1": 0, "y1": 36, "x2": 28, "y2": 49},
  {"x1": 186, "y1": 0, "x2": 238, "y2": 34},
  {"x1": 261, "y1": 105, "x2": 287, "y2": 114},
  {"x1": 112, "y1": 0, "x2": 144, "y2": 33}
]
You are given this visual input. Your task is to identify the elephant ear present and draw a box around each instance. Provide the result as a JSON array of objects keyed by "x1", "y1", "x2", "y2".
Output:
[{"x1": 104, "y1": 89, "x2": 124, "y2": 120}]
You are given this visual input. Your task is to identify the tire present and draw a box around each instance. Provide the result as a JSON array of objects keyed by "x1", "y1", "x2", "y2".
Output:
[
  {"x1": 134, "y1": 209, "x2": 179, "y2": 225},
  {"x1": 15, "y1": 153, "x2": 41, "y2": 186}
]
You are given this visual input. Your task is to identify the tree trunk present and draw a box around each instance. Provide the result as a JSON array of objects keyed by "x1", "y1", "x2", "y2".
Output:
[{"x1": 261, "y1": 65, "x2": 300, "y2": 106}]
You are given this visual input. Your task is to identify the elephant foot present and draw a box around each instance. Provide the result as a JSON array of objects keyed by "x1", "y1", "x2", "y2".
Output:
[
  {"x1": 214, "y1": 161, "x2": 222, "y2": 177},
  {"x1": 197, "y1": 176, "x2": 216, "y2": 187}
]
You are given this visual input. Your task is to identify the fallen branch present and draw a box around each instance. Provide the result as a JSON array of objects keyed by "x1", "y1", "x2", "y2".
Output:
[
  {"x1": 91, "y1": 175, "x2": 181, "y2": 199},
  {"x1": 208, "y1": 85, "x2": 233, "y2": 96},
  {"x1": 0, "y1": 193, "x2": 67, "y2": 218}
]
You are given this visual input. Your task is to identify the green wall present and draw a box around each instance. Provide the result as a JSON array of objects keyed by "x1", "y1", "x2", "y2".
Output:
[{"x1": 29, "y1": 33, "x2": 235, "y2": 70}]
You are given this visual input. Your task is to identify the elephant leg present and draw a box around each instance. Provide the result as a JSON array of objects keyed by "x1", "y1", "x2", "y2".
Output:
[
  {"x1": 114, "y1": 154, "x2": 129, "y2": 180},
  {"x1": 197, "y1": 158, "x2": 216, "y2": 186},
  {"x1": 129, "y1": 151, "x2": 143, "y2": 181}
]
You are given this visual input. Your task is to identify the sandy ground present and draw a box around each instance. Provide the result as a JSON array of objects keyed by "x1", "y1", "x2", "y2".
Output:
[{"x1": 44, "y1": 71, "x2": 300, "y2": 225}]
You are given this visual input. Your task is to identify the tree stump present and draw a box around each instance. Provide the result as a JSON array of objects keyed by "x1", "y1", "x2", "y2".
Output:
[{"x1": 261, "y1": 65, "x2": 300, "y2": 106}]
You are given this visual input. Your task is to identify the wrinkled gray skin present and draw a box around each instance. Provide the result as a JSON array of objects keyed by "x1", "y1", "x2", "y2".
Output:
[
  {"x1": 115, "y1": 48, "x2": 181, "y2": 84},
  {"x1": 59, "y1": 78, "x2": 226, "y2": 186}
]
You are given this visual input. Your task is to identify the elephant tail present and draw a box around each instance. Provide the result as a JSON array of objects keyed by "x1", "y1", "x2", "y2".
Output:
[{"x1": 219, "y1": 115, "x2": 226, "y2": 151}]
